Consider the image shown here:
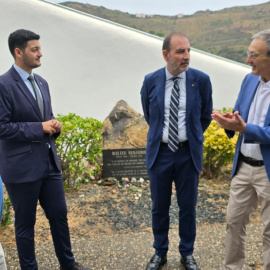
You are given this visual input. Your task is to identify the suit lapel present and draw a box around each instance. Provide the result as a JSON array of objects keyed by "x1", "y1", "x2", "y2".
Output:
[
  {"x1": 241, "y1": 77, "x2": 270, "y2": 127},
  {"x1": 11, "y1": 67, "x2": 43, "y2": 121},
  {"x1": 185, "y1": 70, "x2": 196, "y2": 120},
  {"x1": 241, "y1": 79, "x2": 260, "y2": 122},
  {"x1": 155, "y1": 68, "x2": 166, "y2": 119},
  {"x1": 156, "y1": 68, "x2": 195, "y2": 120},
  {"x1": 264, "y1": 105, "x2": 270, "y2": 126}
]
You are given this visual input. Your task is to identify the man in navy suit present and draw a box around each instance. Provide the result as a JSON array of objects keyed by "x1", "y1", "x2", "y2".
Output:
[
  {"x1": 0, "y1": 29, "x2": 90, "y2": 270},
  {"x1": 212, "y1": 29, "x2": 270, "y2": 270},
  {"x1": 141, "y1": 32, "x2": 213, "y2": 270}
]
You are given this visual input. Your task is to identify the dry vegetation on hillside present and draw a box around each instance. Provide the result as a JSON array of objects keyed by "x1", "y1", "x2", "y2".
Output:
[{"x1": 61, "y1": 1, "x2": 270, "y2": 63}]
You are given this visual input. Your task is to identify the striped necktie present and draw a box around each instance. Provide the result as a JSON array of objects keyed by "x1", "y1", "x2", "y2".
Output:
[
  {"x1": 168, "y1": 77, "x2": 180, "y2": 152},
  {"x1": 28, "y1": 75, "x2": 44, "y2": 119}
]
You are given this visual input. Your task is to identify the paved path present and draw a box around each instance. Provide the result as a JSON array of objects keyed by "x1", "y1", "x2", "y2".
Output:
[{"x1": 3, "y1": 222, "x2": 264, "y2": 270}]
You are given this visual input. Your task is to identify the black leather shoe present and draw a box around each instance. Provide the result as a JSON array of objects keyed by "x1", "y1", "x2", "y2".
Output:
[
  {"x1": 145, "y1": 254, "x2": 167, "y2": 270},
  {"x1": 60, "y1": 262, "x2": 91, "y2": 270},
  {"x1": 181, "y1": 255, "x2": 199, "y2": 270}
]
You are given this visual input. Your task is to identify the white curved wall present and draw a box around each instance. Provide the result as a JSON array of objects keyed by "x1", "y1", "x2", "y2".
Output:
[{"x1": 0, "y1": 0, "x2": 251, "y2": 120}]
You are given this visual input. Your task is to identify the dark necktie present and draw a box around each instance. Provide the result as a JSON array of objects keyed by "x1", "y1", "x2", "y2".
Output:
[
  {"x1": 168, "y1": 77, "x2": 180, "y2": 152},
  {"x1": 28, "y1": 75, "x2": 44, "y2": 119}
]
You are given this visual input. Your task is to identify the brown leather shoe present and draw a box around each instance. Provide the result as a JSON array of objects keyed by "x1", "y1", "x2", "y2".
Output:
[
  {"x1": 145, "y1": 254, "x2": 167, "y2": 270},
  {"x1": 60, "y1": 262, "x2": 91, "y2": 270}
]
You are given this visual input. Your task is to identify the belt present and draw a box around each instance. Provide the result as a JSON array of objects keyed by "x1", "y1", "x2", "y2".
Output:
[
  {"x1": 161, "y1": 141, "x2": 189, "y2": 148},
  {"x1": 239, "y1": 152, "x2": 264, "y2": 167}
]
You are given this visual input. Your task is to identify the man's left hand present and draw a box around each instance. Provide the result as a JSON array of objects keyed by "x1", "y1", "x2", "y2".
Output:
[{"x1": 51, "y1": 119, "x2": 63, "y2": 133}]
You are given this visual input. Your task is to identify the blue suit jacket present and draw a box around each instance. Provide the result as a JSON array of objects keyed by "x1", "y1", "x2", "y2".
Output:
[
  {"x1": 141, "y1": 67, "x2": 213, "y2": 172},
  {"x1": 226, "y1": 73, "x2": 270, "y2": 180},
  {"x1": 0, "y1": 67, "x2": 61, "y2": 184}
]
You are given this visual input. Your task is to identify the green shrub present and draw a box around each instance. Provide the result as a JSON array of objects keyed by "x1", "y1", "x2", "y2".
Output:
[
  {"x1": 203, "y1": 108, "x2": 238, "y2": 179},
  {"x1": 0, "y1": 113, "x2": 103, "y2": 227},
  {"x1": 156, "y1": 32, "x2": 164, "y2": 37},
  {"x1": 56, "y1": 113, "x2": 103, "y2": 188},
  {"x1": 1, "y1": 196, "x2": 12, "y2": 227}
]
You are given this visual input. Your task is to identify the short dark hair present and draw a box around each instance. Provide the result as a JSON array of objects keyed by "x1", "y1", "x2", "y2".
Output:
[
  {"x1": 162, "y1": 32, "x2": 188, "y2": 52},
  {"x1": 8, "y1": 29, "x2": 40, "y2": 58}
]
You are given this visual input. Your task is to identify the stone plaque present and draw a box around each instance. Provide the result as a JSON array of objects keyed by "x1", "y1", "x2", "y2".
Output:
[{"x1": 102, "y1": 148, "x2": 148, "y2": 179}]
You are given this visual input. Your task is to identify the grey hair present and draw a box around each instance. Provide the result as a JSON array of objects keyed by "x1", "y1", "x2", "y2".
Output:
[{"x1": 252, "y1": 29, "x2": 270, "y2": 56}]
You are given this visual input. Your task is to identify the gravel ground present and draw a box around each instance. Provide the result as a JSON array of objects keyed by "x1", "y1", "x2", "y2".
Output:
[{"x1": 0, "y1": 178, "x2": 264, "y2": 270}]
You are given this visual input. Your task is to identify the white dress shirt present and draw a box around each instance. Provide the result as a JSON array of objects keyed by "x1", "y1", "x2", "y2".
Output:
[
  {"x1": 162, "y1": 68, "x2": 187, "y2": 143},
  {"x1": 241, "y1": 77, "x2": 270, "y2": 160}
]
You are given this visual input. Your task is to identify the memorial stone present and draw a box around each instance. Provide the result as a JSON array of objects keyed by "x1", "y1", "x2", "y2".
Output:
[{"x1": 102, "y1": 100, "x2": 149, "y2": 179}]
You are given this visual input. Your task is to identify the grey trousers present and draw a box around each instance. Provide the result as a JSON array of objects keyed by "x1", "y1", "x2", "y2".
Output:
[{"x1": 223, "y1": 161, "x2": 270, "y2": 270}]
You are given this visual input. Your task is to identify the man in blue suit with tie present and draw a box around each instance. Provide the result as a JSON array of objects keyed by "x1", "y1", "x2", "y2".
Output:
[
  {"x1": 0, "y1": 29, "x2": 90, "y2": 270},
  {"x1": 141, "y1": 32, "x2": 213, "y2": 270},
  {"x1": 212, "y1": 29, "x2": 270, "y2": 270}
]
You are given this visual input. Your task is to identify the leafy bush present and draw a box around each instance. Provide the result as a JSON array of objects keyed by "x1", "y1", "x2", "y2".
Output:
[
  {"x1": 56, "y1": 113, "x2": 103, "y2": 188},
  {"x1": 156, "y1": 32, "x2": 164, "y2": 37},
  {"x1": 0, "y1": 114, "x2": 103, "y2": 227},
  {"x1": 1, "y1": 196, "x2": 12, "y2": 226},
  {"x1": 203, "y1": 108, "x2": 238, "y2": 179}
]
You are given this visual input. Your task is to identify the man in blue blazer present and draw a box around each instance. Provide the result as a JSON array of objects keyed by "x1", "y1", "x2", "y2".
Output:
[
  {"x1": 212, "y1": 29, "x2": 270, "y2": 269},
  {"x1": 141, "y1": 32, "x2": 213, "y2": 270},
  {"x1": 0, "y1": 29, "x2": 90, "y2": 270}
]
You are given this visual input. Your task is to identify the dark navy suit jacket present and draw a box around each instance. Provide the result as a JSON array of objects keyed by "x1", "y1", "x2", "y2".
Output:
[
  {"x1": 226, "y1": 73, "x2": 270, "y2": 180},
  {"x1": 141, "y1": 67, "x2": 213, "y2": 172},
  {"x1": 0, "y1": 66, "x2": 61, "y2": 184}
]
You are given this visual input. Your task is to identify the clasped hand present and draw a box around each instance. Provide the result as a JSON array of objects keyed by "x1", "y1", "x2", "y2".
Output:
[
  {"x1": 42, "y1": 119, "x2": 63, "y2": 136},
  {"x1": 211, "y1": 110, "x2": 246, "y2": 133}
]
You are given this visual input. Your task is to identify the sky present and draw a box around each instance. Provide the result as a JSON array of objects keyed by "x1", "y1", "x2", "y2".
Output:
[{"x1": 48, "y1": 0, "x2": 268, "y2": 15}]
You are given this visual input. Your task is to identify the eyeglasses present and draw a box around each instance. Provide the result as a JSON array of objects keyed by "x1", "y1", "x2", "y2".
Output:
[{"x1": 246, "y1": 51, "x2": 263, "y2": 59}]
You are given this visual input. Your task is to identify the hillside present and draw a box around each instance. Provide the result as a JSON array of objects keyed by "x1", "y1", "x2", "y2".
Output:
[{"x1": 60, "y1": 1, "x2": 270, "y2": 63}]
